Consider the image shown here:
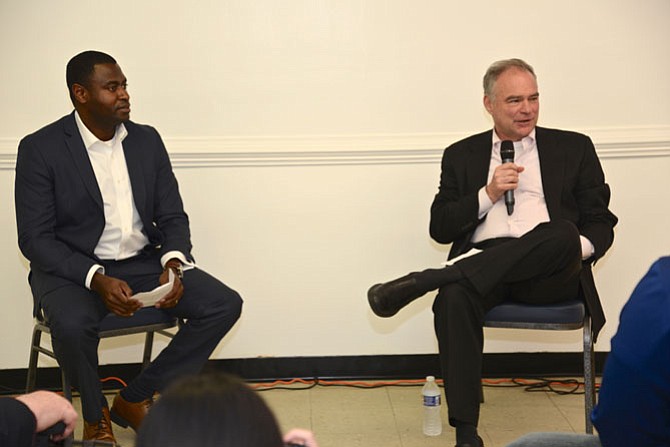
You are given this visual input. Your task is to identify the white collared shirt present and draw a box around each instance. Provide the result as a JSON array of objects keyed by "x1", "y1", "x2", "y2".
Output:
[
  {"x1": 75, "y1": 112, "x2": 150, "y2": 287},
  {"x1": 472, "y1": 129, "x2": 550, "y2": 242},
  {"x1": 472, "y1": 129, "x2": 594, "y2": 259},
  {"x1": 76, "y1": 112, "x2": 149, "y2": 261}
]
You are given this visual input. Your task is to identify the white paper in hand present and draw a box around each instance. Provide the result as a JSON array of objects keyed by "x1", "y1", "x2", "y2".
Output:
[{"x1": 133, "y1": 269, "x2": 175, "y2": 307}]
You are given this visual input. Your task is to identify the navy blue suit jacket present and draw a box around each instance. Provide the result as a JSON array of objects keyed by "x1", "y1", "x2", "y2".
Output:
[
  {"x1": 592, "y1": 257, "x2": 670, "y2": 445},
  {"x1": 0, "y1": 398, "x2": 36, "y2": 446},
  {"x1": 15, "y1": 112, "x2": 192, "y2": 310},
  {"x1": 429, "y1": 127, "x2": 618, "y2": 338}
]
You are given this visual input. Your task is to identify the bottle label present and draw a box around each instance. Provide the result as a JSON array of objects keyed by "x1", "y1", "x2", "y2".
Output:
[{"x1": 423, "y1": 395, "x2": 441, "y2": 406}]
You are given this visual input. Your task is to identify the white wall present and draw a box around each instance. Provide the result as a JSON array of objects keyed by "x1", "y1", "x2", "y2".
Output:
[{"x1": 1, "y1": 0, "x2": 669, "y2": 370}]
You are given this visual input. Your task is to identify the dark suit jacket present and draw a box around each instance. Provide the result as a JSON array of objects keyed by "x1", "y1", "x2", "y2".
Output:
[
  {"x1": 429, "y1": 127, "x2": 618, "y2": 339},
  {"x1": 15, "y1": 112, "x2": 192, "y2": 310},
  {"x1": 0, "y1": 397, "x2": 36, "y2": 446}
]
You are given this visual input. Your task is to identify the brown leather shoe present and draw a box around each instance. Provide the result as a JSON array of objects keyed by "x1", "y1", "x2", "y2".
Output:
[
  {"x1": 83, "y1": 406, "x2": 116, "y2": 444},
  {"x1": 110, "y1": 391, "x2": 152, "y2": 432}
]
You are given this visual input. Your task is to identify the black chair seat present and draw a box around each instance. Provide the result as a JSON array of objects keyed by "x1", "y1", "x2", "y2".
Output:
[
  {"x1": 485, "y1": 300, "x2": 585, "y2": 328},
  {"x1": 99, "y1": 307, "x2": 177, "y2": 334}
]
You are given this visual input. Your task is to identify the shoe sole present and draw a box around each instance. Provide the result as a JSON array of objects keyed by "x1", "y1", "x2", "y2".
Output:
[{"x1": 110, "y1": 409, "x2": 134, "y2": 431}]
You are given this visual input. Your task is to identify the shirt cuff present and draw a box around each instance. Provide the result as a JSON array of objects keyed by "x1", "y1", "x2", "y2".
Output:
[
  {"x1": 580, "y1": 236, "x2": 595, "y2": 260},
  {"x1": 477, "y1": 187, "x2": 494, "y2": 219},
  {"x1": 160, "y1": 251, "x2": 192, "y2": 269},
  {"x1": 85, "y1": 265, "x2": 104, "y2": 290}
]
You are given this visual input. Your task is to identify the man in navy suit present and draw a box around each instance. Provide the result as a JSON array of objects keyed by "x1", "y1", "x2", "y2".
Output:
[
  {"x1": 368, "y1": 59, "x2": 617, "y2": 447},
  {"x1": 15, "y1": 50, "x2": 243, "y2": 443}
]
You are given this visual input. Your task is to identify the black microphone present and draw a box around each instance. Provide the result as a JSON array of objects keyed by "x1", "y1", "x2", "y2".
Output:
[{"x1": 500, "y1": 140, "x2": 515, "y2": 215}]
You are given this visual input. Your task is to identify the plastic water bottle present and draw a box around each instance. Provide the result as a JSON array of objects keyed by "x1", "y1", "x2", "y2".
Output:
[{"x1": 422, "y1": 375, "x2": 442, "y2": 436}]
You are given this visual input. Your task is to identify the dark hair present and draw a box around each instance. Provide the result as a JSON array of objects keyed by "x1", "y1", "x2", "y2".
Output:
[
  {"x1": 135, "y1": 372, "x2": 284, "y2": 447},
  {"x1": 65, "y1": 50, "x2": 117, "y2": 104}
]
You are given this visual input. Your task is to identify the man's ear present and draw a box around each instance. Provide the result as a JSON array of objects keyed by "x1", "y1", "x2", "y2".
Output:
[
  {"x1": 72, "y1": 83, "x2": 88, "y2": 104},
  {"x1": 483, "y1": 95, "x2": 493, "y2": 114}
]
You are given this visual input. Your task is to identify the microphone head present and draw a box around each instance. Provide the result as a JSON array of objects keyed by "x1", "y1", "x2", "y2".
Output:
[{"x1": 500, "y1": 140, "x2": 514, "y2": 163}]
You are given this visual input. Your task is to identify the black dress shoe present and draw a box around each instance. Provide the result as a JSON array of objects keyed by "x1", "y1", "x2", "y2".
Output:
[
  {"x1": 367, "y1": 273, "x2": 425, "y2": 317},
  {"x1": 455, "y1": 435, "x2": 484, "y2": 447}
]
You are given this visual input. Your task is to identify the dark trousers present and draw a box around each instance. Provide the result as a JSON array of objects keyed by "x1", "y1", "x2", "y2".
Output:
[
  {"x1": 36, "y1": 252, "x2": 243, "y2": 422},
  {"x1": 432, "y1": 220, "x2": 582, "y2": 427}
]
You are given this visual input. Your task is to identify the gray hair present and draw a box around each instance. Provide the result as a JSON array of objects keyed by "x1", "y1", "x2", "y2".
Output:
[{"x1": 483, "y1": 58, "x2": 536, "y2": 98}]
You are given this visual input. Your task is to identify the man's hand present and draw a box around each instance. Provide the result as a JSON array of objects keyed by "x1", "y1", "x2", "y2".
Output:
[
  {"x1": 486, "y1": 162, "x2": 525, "y2": 203},
  {"x1": 155, "y1": 260, "x2": 184, "y2": 308},
  {"x1": 16, "y1": 391, "x2": 78, "y2": 441},
  {"x1": 90, "y1": 272, "x2": 141, "y2": 317}
]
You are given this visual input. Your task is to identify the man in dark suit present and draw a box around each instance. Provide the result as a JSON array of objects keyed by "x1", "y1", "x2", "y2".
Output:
[
  {"x1": 15, "y1": 50, "x2": 243, "y2": 443},
  {"x1": 368, "y1": 59, "x2": 617, "y2": 447}
]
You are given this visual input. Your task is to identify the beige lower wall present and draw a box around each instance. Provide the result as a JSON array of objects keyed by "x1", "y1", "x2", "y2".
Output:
[
  {"x1": 1, "y1": 0, "x2": 669, "y2": 370},
  {"x1": 2, "y1": 129, "x2": 669, "y2": 369}
]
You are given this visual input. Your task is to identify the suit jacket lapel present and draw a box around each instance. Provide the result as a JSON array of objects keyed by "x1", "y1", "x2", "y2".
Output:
[
  {"x1": 467, "y1": 131, "x2": 493, "y2": 192},
  {"x1": 122, "y1": 128, "x2": 147, "y2": 217},
  {"x1": 536, "y1": 127, "x2": 564, "y2": 219},
  {"x1": 63, "y1": 114, "x2": 104, "y2": 210},
  {"x1": 450, "y1": 131, "x2": 491, "y2": 256}
]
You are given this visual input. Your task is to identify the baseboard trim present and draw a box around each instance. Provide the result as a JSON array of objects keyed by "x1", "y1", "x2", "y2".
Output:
[{"x1": 1, "y1": 352, "x2": 608, "y2": 395}]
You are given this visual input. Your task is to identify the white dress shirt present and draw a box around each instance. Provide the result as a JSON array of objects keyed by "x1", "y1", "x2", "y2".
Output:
[
  {"x1": 75, "y1": 114, "x2": 191, "y2": 289},
  {"x1": 75, "y1": 113, "x2": 149, "y2": 288},
  {"x1": 75, "y1": 112, "x2": 148, "y2": 261},
  {"x1": 472, "y1": 129, "x2": 594, "y2": 259}
]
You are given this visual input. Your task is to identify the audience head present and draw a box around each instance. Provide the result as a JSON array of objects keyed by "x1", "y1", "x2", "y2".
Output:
[{"x1": 136, "y1": 372, "x2": 285, "y2": 447}]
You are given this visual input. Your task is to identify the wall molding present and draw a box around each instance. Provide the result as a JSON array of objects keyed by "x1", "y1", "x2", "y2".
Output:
[{"x1": 1, "y1": 125, "x2": 669, "y2": 170}]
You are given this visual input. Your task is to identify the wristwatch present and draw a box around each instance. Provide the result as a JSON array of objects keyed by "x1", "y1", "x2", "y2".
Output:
[{"x1": 165, "y1": 262, "x2": 184, "y2": 279}]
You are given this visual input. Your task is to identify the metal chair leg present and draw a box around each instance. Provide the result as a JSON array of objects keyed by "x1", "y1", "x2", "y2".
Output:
[
  {"x1": 583, "y1": 317, "x2": 595, "y2": 434},
  {"x1": 27, "y1": 314, "x2": 178, "y2": 405},
  {"x1": 142, "y1": 331, "x2": 155, "y2": 370},
  {"x1": 62, "y1": 371, "x2": 73, "y2": 402},
  {"x1": 26, "y1": 326, "x2": 43, "y2": 393}
]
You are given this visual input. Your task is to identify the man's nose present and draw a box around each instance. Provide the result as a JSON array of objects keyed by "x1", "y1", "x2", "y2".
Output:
[
  {"x1": 118, "y1": 85, "x2": 129, "y2": 100},
  {"x1": 519, "y1": 100, "x2": 530, "y2": 113}
]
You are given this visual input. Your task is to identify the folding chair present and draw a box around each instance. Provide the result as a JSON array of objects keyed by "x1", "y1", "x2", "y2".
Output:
[{"x1": 484, "y1": 300, "x2": 595, "y2": 433}]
